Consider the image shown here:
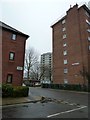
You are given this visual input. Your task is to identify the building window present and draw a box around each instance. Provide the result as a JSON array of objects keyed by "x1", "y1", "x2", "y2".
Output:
[
  {"x1": 63, "y1": 43, "x2": 67, "y2": 47},
  {"x1": 89, "y1": 45, "x2": 90, "y2": 50},
  {"x1": 7, "y1": 74, "x2": 13, "y2": 83},
  {"x1": 12, "y1": 34, "x2": 16, "y2": 40},
  {"x1": 63, "y1": 51, "x2": 67, "y2": 56},
  {"x1": 86, "y1": 19, "x2": 90, "y2": 25},
  {"x1": 88, "y1": 37, "x2": 90, "y2": 41},
  {"x1": 87, "y1": 29, "x2": 90, "y2": 32},
  {"x1": 9, "y1": 52, "x2": 15, "y2": 60},
  {"x1": 63, "y1": 34, "x2": 67, "y2": 39},
  {"x1": 62, "y1": 27, "x2": 66, "y2": 31},
  {"x1": 62, "y1": 19, "x2": 65, "y2": 24},
  {"x1": 85, "y1": 11, "x2": 90, "y2": 17},
  {"x1": 64, "y1": 79, "x2": 68, "y2": 84},
  {"x1": 64, "y1": 68, "x2": 68, "y2": 74},
  {"x1": 64, "y1": 59, "x2": 68, "y2": 64}
]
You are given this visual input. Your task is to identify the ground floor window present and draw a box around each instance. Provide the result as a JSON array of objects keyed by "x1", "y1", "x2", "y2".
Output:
[
  {"x1": 7, "y1": 74, "x2": 13, "y2": 83},
  {"x1": 64, "y1": 79, "x2": 68, "y2": 84}
]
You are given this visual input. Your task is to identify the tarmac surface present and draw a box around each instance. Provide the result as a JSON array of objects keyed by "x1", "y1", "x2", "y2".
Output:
[
  {"x1": 1, "y1": 87, "x2": 89, "y2": 118},
  {"x1": 2, "y1": 101, "x2": 88, "y2": 118}
]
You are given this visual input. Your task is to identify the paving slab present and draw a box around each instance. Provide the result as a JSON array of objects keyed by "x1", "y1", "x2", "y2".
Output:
[{"x1": 0, "y1": 96, "x2": 41, "y2": 106}]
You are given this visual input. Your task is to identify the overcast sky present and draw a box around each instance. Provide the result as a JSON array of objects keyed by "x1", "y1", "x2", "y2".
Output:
[{"x1": 0, "y1": 0, "x2": 89, "y2": 55}]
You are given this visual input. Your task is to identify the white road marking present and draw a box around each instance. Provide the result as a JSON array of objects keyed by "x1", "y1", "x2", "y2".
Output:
[{"x1": 47, "y1": 105, "x2": 87, "y2": 118}]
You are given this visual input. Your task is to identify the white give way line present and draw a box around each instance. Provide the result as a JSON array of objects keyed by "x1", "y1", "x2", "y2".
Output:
[{"x1": 47, "y1": 105, "x2": 87, "y2": 118}]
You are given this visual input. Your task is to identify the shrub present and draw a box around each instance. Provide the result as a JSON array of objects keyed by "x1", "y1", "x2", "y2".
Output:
[
  {"x1": 41, "y1": 83, "x2": 88, "y2": 92},
  {"x1": 2, "y1": 84, "x2": 29, "y2": 98},
  {"x1": 13, "y1": 86, "x2": 29, "y2": 97},
  {"x1": 2, "y1": 84, "x2": 13, "y2": 97}
]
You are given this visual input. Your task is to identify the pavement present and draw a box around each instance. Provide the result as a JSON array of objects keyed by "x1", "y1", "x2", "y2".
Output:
[{"x1": 0, "y1": 95, "x2": 42, "y2": 106}]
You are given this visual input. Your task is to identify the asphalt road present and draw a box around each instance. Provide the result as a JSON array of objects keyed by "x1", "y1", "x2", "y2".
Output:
[
  {"x1": 29, "y1": 87, "x2": 88, "y2": 106},
  {"x1": 2, "y1": 87, "x2": 89, "y2": 118}
]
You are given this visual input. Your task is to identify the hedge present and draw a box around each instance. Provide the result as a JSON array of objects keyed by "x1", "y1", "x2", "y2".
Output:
[
  {"x1": 2, "y1": 84, "x2": 29, "y2": 98},
  {"x1": 41, "y1": 83, "x2": 89, "y2": 92},
  {"x1": 13, "y1": 86, "x2": 29, "y2": 97},
  {"x1": 2, "y1": 84, "x2": 13, "y2": 97}
]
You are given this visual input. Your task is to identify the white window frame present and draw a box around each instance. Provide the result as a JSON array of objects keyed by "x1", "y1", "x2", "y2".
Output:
[
  {"x1": 86, "y1": 19, "x2": 90, "y2": 25},
  {"x1": 89, "y1": 45, "x2": 90, "y2": 50},
  {"x1": 87, "y1": 29, "x2": 90, "y2": 32},
  {"x1": 63, "y1": 50, "x2": 67, "y2": 56},
  {"x1": 64, "y1": 68, "x2": 68, "y2": 74},
  {"x1": 12, "y1": 34, "x2": 16, "y2": 40},
  {"x1": 9, "y1": 52, "x2": 15, "y2": 60},
  {"x1": 64, "y1": 79, "x2": 68, "y2": 84},
  {"x1": 62, "y1": 19, "x2": 65, "y2": 24},
  {"x1": 7, "y1": 74, "x2": 13, "y2": 83},
  {"x1": 62, "y1": 27, "x2": 66, "y2": 31},
  {"x1": 63, "y1": 34, "x2": 67, "y2": 39},
  {"x1": 64, "y1": 59, "x2": 68, "y2": 64},
  {"x1": 63, "y1": 43, "x2": 67, "y2": 47},
  {"x1": 88, "y1": 37, "x2": 90, "y2": 41}
]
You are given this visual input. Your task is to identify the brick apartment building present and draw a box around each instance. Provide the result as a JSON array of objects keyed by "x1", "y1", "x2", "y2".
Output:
[
  {"x1": 0, "y1": 21, "x2": 29, "y2": 86},
  {"x1": 51, "y1": 4, "x2": 90, "y2": 85}
]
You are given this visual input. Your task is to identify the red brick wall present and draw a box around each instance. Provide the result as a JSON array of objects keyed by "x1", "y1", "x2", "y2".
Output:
[
  {"x1": 78, "y1": 7, "x2": 89, "y2": 85},
  {"x1": 2, "y1": 29, "x2": 27, "y2": 86},
  {"x1": 52, "y1": 22, "x2": 64, "y2": 84},
  {"x1": 52, "y1": 5, "x2": 89, "y2": 85},
  {"x1": 66, "y1": 5, "x2": 83, "y2": 84}
]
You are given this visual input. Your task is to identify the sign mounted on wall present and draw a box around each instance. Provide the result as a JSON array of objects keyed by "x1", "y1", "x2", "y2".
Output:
[
  {"x1": 17, "y1": 66, "x2": 23, "y2": 71},
  {"x1": 72, "y1": 62, "x2": 80, "y2": 66}
]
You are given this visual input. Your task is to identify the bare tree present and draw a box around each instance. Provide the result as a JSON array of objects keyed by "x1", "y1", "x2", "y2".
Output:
[
  {"x1": 30, "y1": 63, "x2": 50, "y2": 82},
  {"x1": 24, "y1": 47, "x2": 52, "y2": 83},
  {"x1": 24, "y1": 47, "x2": 39, "y2": 80},
  {"x1": 40, "y1": 64, "x2": 52, "y2": 83},
  {"x1": 80, "y1": 66, "x2": 90, "y2": 86},
  {"x1": 30, "y1": 62, "x2": 40, "y2": 81}
]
